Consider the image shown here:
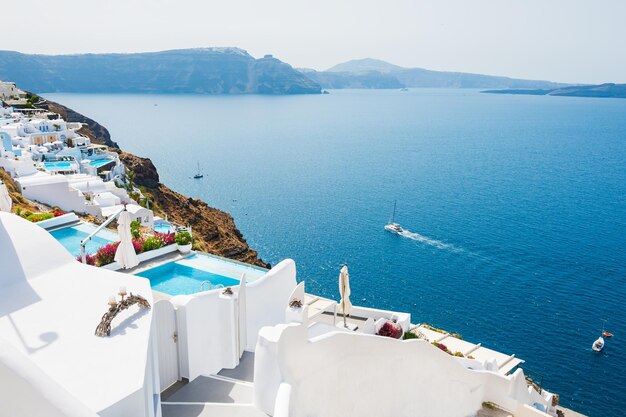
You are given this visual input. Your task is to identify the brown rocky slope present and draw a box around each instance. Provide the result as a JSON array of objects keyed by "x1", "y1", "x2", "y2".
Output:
[{"x1": 34, "y1": 97, "x2": 268, "y2": 268}]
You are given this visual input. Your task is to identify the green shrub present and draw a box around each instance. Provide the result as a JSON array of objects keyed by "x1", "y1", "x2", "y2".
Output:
[
  {"x1": 26, "y1": 213, "x2": 54, "y2": 222},
  {"x1": 130, "y1": 220, "x2": 142, "y2": 239},
  {"x1": 175, "y1": 231, "x2": 192, "y2": 246},
  {"x1": 453, "y1": 351, "x2": 465, "y2": 357},
  {"x1": 22, "y1": 210, "x2": 33, "y2": 218},
  {"x1": 402, "y1": 331, "x2": 420, "y2": 340},
  {"x1": 142, "y1": 236, "x2": 164, "y2": 252},
  {"x1": 15, "y1": 206, "x2": 22, "y2": 216}
]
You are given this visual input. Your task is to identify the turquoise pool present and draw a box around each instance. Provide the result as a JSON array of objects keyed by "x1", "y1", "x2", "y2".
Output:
[
  {"x1": 88, "y1": 159, "x2": 114, "y2": 168},
  {"x1": 44, "y1": 160, "x2": 77, "y2": 171},
  {"x1": 49, "y1": 223, "x2": 118, "y2": 257},
  {"x1": 136, "y1": 254, "x2": 267, "y2": 295},
  {"x1": 154, "y1": 222, "x2": 173, "y2": 234}
]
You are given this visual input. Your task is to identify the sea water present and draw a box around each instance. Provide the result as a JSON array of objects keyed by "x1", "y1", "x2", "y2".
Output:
[{"x1": 44, "y1": 89, "x2": 626, "y2": 417}]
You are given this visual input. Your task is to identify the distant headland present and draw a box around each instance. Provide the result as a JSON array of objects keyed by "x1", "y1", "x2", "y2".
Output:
[{"x1": 482, "y1": 83, "x2": 626, "y2": 99}]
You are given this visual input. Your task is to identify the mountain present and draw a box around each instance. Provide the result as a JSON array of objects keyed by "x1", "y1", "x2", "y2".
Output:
[
  {"x1": 305, "y1": 58, "x2": 565, "y2": 90},
  {"x1": 298, "y1": 67, "x2": 404, "y2": 89},
  {"x1": 482, "y1": 83, "x2": 626, "y2": 99},
  {"x1": 0, "y1": 49, "x2": 321, "y2": 95},
  {"x1": 326, "y1": 58, "x2": 405, "y2": 74}
]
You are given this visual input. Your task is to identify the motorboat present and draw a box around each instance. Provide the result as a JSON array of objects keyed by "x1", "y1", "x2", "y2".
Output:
[
  {"x1": 593, "y1": 320, "x2": 608, "y2": 352},
  {"x1": 385, "y1": 201, "x2": 404, "y2": 234},
  {"x1": 592, "y1": 336, "x2": 604, "y2": 352}
]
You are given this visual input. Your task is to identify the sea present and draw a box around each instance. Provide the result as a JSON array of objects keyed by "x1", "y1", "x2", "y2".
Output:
[{"x1": 44, "y1": 89, "x2": 626, "y2": 417}]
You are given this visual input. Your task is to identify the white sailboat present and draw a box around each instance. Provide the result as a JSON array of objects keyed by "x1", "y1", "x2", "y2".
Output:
[
  {"x1": 193, "y1": 161, "x2": 203, "y2": 179},
  {"x1": 384, "y1": 200, "x2": 404, "y2": 234}
]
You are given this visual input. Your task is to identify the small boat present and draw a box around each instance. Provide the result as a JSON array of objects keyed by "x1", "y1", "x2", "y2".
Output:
[
  {"x1": 592, "y1": 336, "x2": 604, "y2": 352},
  {"x1": 603, "y1": 331, "x2": 613, "y2": 338},
  {"x1": 593, "y1": 320, "x2": 608, "y2": 352},
  {"x1": 384, "y1": 200, "x2": 404, "y2": 234},
  {"x1": 193, "y1": 161, "x2": 203, "y2": 179}
]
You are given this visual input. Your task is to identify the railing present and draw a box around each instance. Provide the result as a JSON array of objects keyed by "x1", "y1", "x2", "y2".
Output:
[{"x1": 79, "y1": 205, "x2": 125, "y2": 263}]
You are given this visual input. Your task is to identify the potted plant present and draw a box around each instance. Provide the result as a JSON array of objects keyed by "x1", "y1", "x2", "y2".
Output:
[{"x1": 175, "y1": 231, "x2": 193, "y2": 254}]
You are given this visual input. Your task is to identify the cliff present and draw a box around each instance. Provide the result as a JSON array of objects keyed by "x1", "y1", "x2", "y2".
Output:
[
  {"x1": 33, "y1": 98, "x2": 269, "y2": 268},
  {"x1": 0, "y1": 49, "x2": 321, "y2": 95}
]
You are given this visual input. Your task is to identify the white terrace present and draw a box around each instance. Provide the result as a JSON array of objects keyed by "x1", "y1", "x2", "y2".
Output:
[{"x1": 0, "y1": 212, "x2": 565, "y2": 417}]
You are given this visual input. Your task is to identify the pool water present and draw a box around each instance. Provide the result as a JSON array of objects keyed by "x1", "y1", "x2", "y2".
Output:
[
  {"x1": 88, "y1": 159, "x2": 114, "y2": 168},
  {"x1": 49, "y1": 223, "x2": 118, "y2": 257},
  {"x1": 154, "y1": 223, "x2": 173, "y2": 234},
  {"x1": 136, "y1": 254, "x2": 267, "y2": 295},
  {"x1": 44, "y1": 161, "x2": 76, "y2": 171}
]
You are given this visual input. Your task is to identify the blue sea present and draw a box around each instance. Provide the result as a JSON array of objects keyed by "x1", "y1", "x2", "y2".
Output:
[{"x1": 45, "y1": 89, "x2": 626, "y2": 417}]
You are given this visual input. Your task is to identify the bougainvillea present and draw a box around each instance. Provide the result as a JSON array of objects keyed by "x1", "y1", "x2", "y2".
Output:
[
  {"x1": 132, "y1": 239, "x2": 143, "y2": 254},
  {"x1": 154, "y1": 232, "x2": 175, "y2": 246},
  {"x1": 377, "y1": 321, "x2": 403, "y2": 339},
  {"x1": 75, "y1": 253, "x2": 97, "y2": 266},
  {"x1": 95, "y1": 242, "x2": 120, "y2": 266}
]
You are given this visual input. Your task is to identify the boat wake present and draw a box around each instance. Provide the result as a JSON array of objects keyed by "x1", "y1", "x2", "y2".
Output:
[{"x1": 399, "y1": 229, "x2": 464, "y2": 253}]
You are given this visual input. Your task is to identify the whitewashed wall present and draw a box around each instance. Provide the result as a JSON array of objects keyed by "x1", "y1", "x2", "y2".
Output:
[
  {"x1": 0, "y1": 338, "x2": 99, "y2": 417},
  {"x1": 254, "y1": 323, "x2": 552, "y2": 417},
  {"x1": 245, "y1": 259, "x2": 297, "y2": 351}
]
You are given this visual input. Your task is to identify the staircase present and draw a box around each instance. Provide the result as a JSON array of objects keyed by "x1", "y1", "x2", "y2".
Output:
[{"x1": 161, "y1": 352, "x2": 267, "y2": 417}]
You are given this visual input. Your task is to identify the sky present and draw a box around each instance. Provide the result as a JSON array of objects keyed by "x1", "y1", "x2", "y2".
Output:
[{"x1": 2, "y1": 0, "x2": 625, "y2": 84}]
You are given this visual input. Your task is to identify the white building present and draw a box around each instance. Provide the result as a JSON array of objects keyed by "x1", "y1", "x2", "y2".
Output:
[
  {"x1": 0, "y1": 212, "x2": 565, "y2": 417},
  {"x1": 0, "y1": 212, "x2": 160, "y2": 417}
]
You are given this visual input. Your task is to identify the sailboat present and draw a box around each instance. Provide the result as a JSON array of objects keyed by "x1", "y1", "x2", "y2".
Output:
[
  {"x1": 384, "y1": 200, "x2": 404, "y2": 234},
  {"x1": 592, "y1": 320, "x2": 607, "y2": 352},
  {"x1": 193, "y1": 161, "x2": 203, "y2": 179}
]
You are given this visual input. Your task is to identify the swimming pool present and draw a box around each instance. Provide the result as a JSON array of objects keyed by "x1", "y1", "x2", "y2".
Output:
[
  {"x1": 44, "y1": 160, "x2": 78, "y2": 171},
  {"x1": 153, "y1": 222, "x2": 173, "y2": 234},
  {"x1": 136, "y1": 253, "x2": 268, "y2": 296},
  {"x1": 88, "y1": 159, "x2": 114, "y2": 168},
  {"x1": 49, "y1": 223, "x2": 118, "y2": 257}
]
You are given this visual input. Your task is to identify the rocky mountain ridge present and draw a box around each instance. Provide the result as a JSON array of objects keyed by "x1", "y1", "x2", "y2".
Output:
[{"x1": 0, "y1": 49, "x2": 321, "y2": 95}]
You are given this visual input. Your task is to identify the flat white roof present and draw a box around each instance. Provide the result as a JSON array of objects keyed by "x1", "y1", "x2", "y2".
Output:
[{"x1": 0, "y1": 212, "x2": 154, "y2": 414}]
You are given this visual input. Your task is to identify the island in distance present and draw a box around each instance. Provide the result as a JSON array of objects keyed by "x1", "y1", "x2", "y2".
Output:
[
  {"x1": 482, "y1": 83, "x2": 626, "y2": 99},
  {"x1": 1, "y1": 50, "x2": 571, "y2": 95},
  {"x1": 0, "y1": 48, "x2": 322, "y2": 95}
]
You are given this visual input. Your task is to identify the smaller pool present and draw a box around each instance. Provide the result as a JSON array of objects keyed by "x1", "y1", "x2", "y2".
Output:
[
  {"x1": 88, "y1": 159, "x2": 114, "y2": 168},
  {"x1": 44, "y1": 161, "x2": 77, "y2": 171},
  {"x1": 136, "y1": 253, "x2": 268, "y2": 296},
  {"x1": 154, "y1": 222, "x2": 173, "y2": 234},
  {"x1": 49, "y1": 223, "x2": 118, "y2": 257}
]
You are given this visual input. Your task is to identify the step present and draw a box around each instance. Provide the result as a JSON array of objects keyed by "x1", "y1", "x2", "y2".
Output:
[
  {"x1": 162, "y1": 375, "x2": 253, "y2": 404},
  {"x1": 162, "y1": 403, "x2": 268, "y2": 417}
]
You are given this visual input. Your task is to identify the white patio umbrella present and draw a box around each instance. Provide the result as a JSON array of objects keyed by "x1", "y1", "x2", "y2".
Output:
[
  {"x1": 0, "y1": 181, "x2": 12, "y2": 212},
  {"x1": 338, "y1": 265, "x2": 353, "y2": 328},
  {"x1": 114, "y1": 210, "x2": 139, "y2": 269}
]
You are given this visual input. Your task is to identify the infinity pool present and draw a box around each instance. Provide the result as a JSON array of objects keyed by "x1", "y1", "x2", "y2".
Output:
[
  {"x1": 136, "y1": 253, "x2": 267, "y2": 295},
  {"x1": 44, "y1": 160, "x2": 77, "y2": 171},
  {"x1": 88, "y1": 159, "x2": 114, "y2": 168},
  {"x1": 49, "y1": 223, "x2": 118, "y2": 257}
]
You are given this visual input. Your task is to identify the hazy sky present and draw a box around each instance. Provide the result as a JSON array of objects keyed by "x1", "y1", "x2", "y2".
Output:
[{"x1": 3, "y1": 0, "x2": 625, "y2": 84}]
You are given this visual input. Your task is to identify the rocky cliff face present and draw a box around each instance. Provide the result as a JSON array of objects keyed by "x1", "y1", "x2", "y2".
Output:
[
  {"x1": 34, "y1": 98, "x2": 269, "y2": 268},
  {"x1": 0, "y1": 49, "x2": 321, "y2": 95},
  {"x1": 119, "y1": 153, "x2": 269, "y2": 267}
]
